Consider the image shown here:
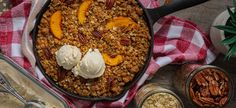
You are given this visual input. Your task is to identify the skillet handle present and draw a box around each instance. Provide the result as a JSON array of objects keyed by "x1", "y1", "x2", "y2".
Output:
[{"x1": 146, "y1": 0, "x2": 209, "y2": 25}]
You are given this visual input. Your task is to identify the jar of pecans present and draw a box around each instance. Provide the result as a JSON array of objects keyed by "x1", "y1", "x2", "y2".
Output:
[
  {"x1": 174, "y1": 64, "x2": 233, "y2": 107},
  {"x1": 135, "y1": 83, "x2": 184, "y2": 108}
]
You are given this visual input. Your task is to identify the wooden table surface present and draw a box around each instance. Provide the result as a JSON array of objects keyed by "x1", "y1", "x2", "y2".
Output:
[{"x1": 129, "y1": 0, "x2": 236, "y2": 107}]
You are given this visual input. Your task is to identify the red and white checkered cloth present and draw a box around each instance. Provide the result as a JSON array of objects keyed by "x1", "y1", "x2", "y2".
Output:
[{"x1": 0, "y1": 0, "x2": 216, "y2": 108}]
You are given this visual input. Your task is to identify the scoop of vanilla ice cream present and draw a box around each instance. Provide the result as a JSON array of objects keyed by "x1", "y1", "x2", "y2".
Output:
[
  {"x1": 72, "y1": 48, "x2": 105, "y2": 79},
  {"x1": 55, "y1": 45, "x2": 82, "y2": 70}
]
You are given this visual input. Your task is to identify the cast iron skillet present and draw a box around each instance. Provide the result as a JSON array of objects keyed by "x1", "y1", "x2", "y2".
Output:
[{"x1": 32, "y1": 0, "x2": 209, "y2": 101}]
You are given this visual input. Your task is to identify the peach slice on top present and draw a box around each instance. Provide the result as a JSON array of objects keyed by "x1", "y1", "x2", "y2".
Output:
[
  {"x1": 102, "y1": 53, "x2": 123, "y2": 66},
  {"x1": 50, "y1": 11, "x2": 63, "y2": 39},
  {"x1": 78, "y1": 0, "x2": 93, "y2": 24},
  {"x1": 106, "y1": 17, "x2": 138, "y2": 29}
]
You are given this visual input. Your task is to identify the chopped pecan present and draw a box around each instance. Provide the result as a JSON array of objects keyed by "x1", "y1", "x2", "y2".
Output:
[
  {"x1": 64, "y1": 0, "x2": 76, "y2": 4},
  {"x1": 109, "y1": 54, "x2": 117, "y2": 58},
  {"x1": 44, "y1": 48, "x2": 53, "y2": 59},
  {"x1": 107, "y1": 77, "x2": 113, "y2": 87},
  {"x1": 120, "y1": 38, "x2": 131, "y2": 46},
  {"x1": 106, "y1": 0, "x2": 115, "y2": 9},
  {"x1": 92, "y1": 29, "x2": 103, "y2": 38},
  {"x1": 57, "y1": 66, "x2": 66, "y2": 81},
  {"x1": 107, "y1": 77, "x2": 117, "y2": 89},
  {"x1": 78, "y1": 33, "x2": 88, "y2": 44}
]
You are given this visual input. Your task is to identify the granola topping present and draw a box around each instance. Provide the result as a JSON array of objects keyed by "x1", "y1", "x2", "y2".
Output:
[{"x1": 36, "y1": 0, "x2": 150, "y2": 97}]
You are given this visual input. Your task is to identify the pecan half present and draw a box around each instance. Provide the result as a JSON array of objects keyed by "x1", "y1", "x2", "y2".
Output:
[
  {"x1": 204, "y1": 75, "x2": 214, "y2": 83},
  {"x1": 107, "y1": 77, "x2": 116, "y2": 89},
  {"x1": 209, "y1": 80, "x2": 220, "y2": 96},
  {"x1": 219, "y1": 97, "x2": 227, "y2": 106},
  {"x1": 218, "y1": 71, "x2": 229, "y2": 81},
  {"x1": 213, "y1": 72, "x2": 220, "y2": 81},
  {"x1": 193, "y1": 98, "x2": 204, "y2": 107},
  {"x1": 195, "y1": 73, "x2": 208, "y2": 86},
  {"x1": 200, "y1": 97, "x2": 215, "y2": 104},
  {"x1": 209, "y1": 83, "x2": 217, "y2": 96},
  {"x1": 220, "y1": 81, "x2": 229, "y2": 96},
  {"x1": 200, "y1": 87, "x2": 210, "y2": 97},
  {"x1": 219, "y1": 81, "x2": 225, "y2": 90}
]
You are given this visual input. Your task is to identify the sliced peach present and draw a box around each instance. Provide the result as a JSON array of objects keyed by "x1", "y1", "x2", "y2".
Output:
[
  {"x1": 50, "y1": 11, "x2": 63, "y2": 39},
  {"x1": 102, "y1": 53, "x2": 123, "y2": 66},
  {"x1": 106, "y1": 17, "x2": 138, "y2": 29},
  {"x1": 78, "y1": 0, "x2": 93, "y2": 24}
]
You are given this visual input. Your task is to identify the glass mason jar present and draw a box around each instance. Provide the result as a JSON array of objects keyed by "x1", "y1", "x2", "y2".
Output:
[
  {"x1": 174, "y1": 64, "x2": 233, "y2": 107},
  {"x1": 135, "y1": 83, "x2": 184, "y2": 108}
]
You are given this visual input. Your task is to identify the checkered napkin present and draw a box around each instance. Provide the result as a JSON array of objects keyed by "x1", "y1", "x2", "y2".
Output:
[{"x1": 0, "y1": 0, "x2": 216, "y2": 108}]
